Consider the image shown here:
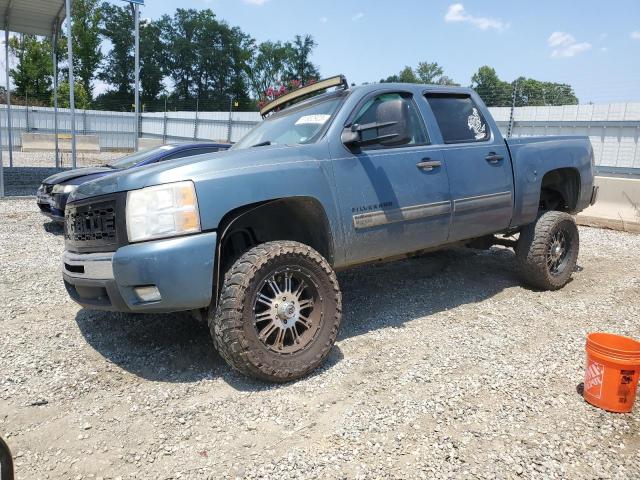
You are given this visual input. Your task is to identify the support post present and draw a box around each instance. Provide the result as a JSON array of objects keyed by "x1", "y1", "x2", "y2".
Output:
[
  {"x1": 226, "y1": 95, "x2": 234, "y2": 143},
  {"x1": 24, "y1": 90, "x2": 29, "y2": 132},
  {"x1": 193, "y1": 98, "x2": 199, "y2": 140},
  {"x1": 65, "y1": 0, "x2": 77, "y2": 168},
  {"x1": 134, "y1": 2, "x2": 140, "y2": 151},
  {"x1": 0, "y1": 99, "x2": 3, "y2": 197},
  {"x1": 4, "y1": 28, "x2": 14, "y2": 167},
  {"x1": 52, "y1": 27, "x2": 60, "y2": 169},
  {"x1": 162, "y1": 97, "x2": 167, "y2": 144},
  {"x1": 507, "y1": 79, "x2": 519, "y2": 139}
]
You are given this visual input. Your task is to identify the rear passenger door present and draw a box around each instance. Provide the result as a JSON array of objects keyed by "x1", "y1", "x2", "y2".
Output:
[{"x1": 424, "y1": 92, "x2": 513, "y2": 241}]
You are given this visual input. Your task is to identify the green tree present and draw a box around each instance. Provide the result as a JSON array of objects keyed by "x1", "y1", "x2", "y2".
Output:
[
  {"x1": 158, "y1": 9, "x2": 252, "y2": 106},
  {"x1": 513, "y1": 77, "x2": 578, "y2": 106},
  {"x1": 140, "y1": 20, "x2": 165, "y2": 104},
  {"x1": 9, "y1": 35, "x2": 53, "y2": 102},
  {"x1": 68, "y1": 0, "x2": 102, "y2": 100},
  {"x1": 470, "y1": 66, "x2": 511, "y2": 106},
  {"x1": 415, "y1": 62, "x2": 458, "y2": 85},
  {"x1": 398, "y1": 66, "x2": 418, "y2": 83},
  {"x1": 381, "y1": 62, "x2": 458, "y2": 85},
  {"x1": 99, "y1": 2, "x2": 134, "y2": 96},
  {"x1": 245, "y1": 40, "x2": 290, "y2": 98},
  {"x1": 52, "y1": 80, "x2": 91, "y2": 109},
  {"x1": 283, "y1": 35, "x2": 320, "y2": 85}
]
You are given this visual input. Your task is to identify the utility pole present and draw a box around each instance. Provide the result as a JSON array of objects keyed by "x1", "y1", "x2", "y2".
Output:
[
  {"x1": 227, "y1": 95, "x2": 234, "y2": 143},
  {"x1": 193, "y1": 98, "x2": 199, "y2": 140},
  {"x1": 133, "y1": 1, "x2": 140, "y2": 151},
  {"x1": 52, "y1": 25, "x2": 60, "y2": 169},
  {"x1": 65, "y1": 0, "x2": 77, "y2": 168},
  {"x1": 4, "y1": 28, "x2": 14, "y2": 167},
  {"x1": 507, "y1": 79, "x2": 519, "y2": 139}
]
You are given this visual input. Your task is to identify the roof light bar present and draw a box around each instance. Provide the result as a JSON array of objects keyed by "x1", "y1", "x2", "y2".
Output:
[{"x1": 260, "y1": 75, "x2": 348, "y2": 118}]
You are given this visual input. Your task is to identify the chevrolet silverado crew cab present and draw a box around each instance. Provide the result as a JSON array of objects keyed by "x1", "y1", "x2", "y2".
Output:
[{"x1": 62, "y1": 76, "x2": 598, "y2": 382}]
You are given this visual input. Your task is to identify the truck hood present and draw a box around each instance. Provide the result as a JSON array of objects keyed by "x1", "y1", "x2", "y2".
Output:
[
  {"x1": 70, "y1": 145, "x2": 319, "y2": 202},
  {"x1": 43, "y1": 166, "x2": 113, "y2": 185}
]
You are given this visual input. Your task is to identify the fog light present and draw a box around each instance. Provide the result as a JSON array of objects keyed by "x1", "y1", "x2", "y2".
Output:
[{"x1": 134, "y1": 285, "x2": 161, "y2": 302}]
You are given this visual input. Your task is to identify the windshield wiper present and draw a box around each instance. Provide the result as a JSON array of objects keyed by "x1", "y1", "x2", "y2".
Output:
[
  {"x1": 250, "y1": 141, "x2": 272, "y2": 148},
  {"x1": 102, "y1": 163, "x2": 116, "y2": 169}
]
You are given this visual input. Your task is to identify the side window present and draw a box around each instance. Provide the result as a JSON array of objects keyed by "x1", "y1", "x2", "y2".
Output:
[
  {"x1": 353, "y1": 92, "x2": 429, "y2": 150},
  {"x1": 425, "y1": 93, "x2": 490, "y2": 144}
]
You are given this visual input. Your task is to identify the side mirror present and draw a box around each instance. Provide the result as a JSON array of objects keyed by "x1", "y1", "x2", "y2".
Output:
[
  {"x1": 341, "y1": 121, "x2": 400, "y2": 149},
  {"x1": 341, "y1": 124, "x2": 361, "y2": 146}
]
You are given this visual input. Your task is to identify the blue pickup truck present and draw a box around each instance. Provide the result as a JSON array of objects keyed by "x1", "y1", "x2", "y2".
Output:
[{"x1": 61, "y1": 76, "x2": 597, "y2": 382}]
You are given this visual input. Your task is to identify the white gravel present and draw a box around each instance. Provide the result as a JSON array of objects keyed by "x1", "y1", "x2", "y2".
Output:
[
  {"x1": 1, "y1": 198, "x2": 639, "y2": 479},
  {"x1": 5, "y1": 151, "x2": 124, "y2": 169}
]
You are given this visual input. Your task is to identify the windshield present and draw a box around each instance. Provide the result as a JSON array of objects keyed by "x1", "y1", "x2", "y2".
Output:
[
  {"x1": 233, "y1": 95, "x2": 344, "y2": 150},
  {"x1": 108, "y1": 145, "x2": 175, "y2": 169}
]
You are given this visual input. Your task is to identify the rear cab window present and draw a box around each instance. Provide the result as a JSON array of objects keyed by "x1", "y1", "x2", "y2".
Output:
[{"x1": 425, "y1": 93, "x2": 490, "y2": 144}]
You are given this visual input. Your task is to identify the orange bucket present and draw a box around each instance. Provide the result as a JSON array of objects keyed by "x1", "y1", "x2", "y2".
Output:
[{"x1": 583, "y1": 332, "x2": 640, "y2": 413}]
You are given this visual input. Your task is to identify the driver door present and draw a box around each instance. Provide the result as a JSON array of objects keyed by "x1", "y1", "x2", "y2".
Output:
[{"x1": 330, "y1": 91, "x2": 452, "y2": 266}]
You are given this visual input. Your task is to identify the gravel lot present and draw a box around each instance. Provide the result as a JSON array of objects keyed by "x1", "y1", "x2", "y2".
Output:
[
  {"x1": 6, "y1": 151, "x2": 124, "y2": 169},
  {"x1": 1, "y1": 198, "x2": 639, "y2": 480}
]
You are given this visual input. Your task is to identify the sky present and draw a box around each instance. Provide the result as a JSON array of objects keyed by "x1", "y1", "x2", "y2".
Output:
[
  {"x1": 4, "y1": 0, "x2": 640, "y2": 104},
  {"x1": 137, "y1": 0, "x2": 640, "y2": 104}
]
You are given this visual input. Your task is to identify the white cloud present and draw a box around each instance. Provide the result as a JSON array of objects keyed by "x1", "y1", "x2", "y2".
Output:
[
  {"x1": 631, "y1": 31, "x2": 640, "y2": 40},
  {"x1": 548, "y1": 31, "x2": 591, "y2": 58},
  {"x1": 352, "y1": 12, "x2": 364, "y2": 22},
  {"x1": 242, "y1": 0, "x2": 269, "y2": 5},
  {"x1": 444, "y1": 3, "x2": 507, "y2": 31}
]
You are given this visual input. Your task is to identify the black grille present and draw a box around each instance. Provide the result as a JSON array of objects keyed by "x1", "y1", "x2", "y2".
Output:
[{"x1": 65, "y1": 198, "x2": 121, "y2": 252}]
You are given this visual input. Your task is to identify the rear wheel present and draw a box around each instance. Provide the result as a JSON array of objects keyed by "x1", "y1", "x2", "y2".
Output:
[
  {"x1": 516, "y1": 211, "x2": 579, "y2": 290},
  {"x1": 209, "y1": 241, "x2": 342, "y2": 382}
]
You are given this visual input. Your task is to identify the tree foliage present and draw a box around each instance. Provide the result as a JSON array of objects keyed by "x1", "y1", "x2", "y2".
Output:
[
  {"x1": 69, "y1": 0, "x2": 102, "y2": 100},
  {"x1": 284, "y1": 35, "x2": 320, "y2": 85},
  {"x1": 245, "y1": 40, "x2": 291, "y2": 98},
  {"x1": 158, "y1": 9, "x2": 253, "y2": 106},
  {"x1": 470, "y1": 66, "x2": 512, "y2": 107},
  {"x1": 52, "y1": 80, "x2": 91, "y2": 109},
  {"x1": 381, "y1": 62, "x2": 458, "y2": 86},
  {"x1": 9, "y1": 35, "x2": 53, "y2": 100},
  {"x1": 245, "y1": 35, "x2": 320, "y2": 99},
  {"x1": 140, "y1": 20, "x2": 165, "y2": 103},
  {"x1": 98, "y1": 2, "x2": 134, "y2": 95},
  {"x1": 471, "y1": 66, "x2": 579, "y2": 107}
]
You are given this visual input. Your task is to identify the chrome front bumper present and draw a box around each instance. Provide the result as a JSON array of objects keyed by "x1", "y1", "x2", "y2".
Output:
[{"x1": 62, "y1": 251, "x2": 115, "y2": 280}]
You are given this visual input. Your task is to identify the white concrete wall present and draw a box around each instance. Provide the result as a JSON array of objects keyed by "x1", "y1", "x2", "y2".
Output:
[{"x1": 577, "y1": 176, "x2": 640, "y2": 233}]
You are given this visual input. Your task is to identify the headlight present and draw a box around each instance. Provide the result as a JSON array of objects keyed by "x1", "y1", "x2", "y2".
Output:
[
  {"x1": 126, "y1": 181, "x2": 201, "y2": 243},
  {"x1": 52, "y1": 184, "x2": 78, "y2": 194}
]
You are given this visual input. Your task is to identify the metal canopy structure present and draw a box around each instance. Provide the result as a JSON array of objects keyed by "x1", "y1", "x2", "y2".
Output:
[
  {"x1": 0, "y1": 0, "x2": 74, "y2": 197},
  {"x1": 0, "y1": 1, "x2": 66, "y2": 36}
]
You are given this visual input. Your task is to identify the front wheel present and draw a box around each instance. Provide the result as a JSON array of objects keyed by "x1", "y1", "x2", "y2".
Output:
[
  {"x1": 516, "y1": 211, "x2": 580, "y2": 290},
  {"x1": 209, "y1": 241, "x2": 342, "y2": 382}
]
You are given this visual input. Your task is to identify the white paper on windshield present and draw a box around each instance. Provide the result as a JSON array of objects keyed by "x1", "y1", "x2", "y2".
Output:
[{"x1": 295, "y1": 114, "x2": 331, "y2": 126}]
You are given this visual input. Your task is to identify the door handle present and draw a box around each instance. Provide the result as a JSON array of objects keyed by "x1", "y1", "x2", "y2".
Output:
[
  {"x1": 416, "y1": 159, "x2": 442, "y2": 171},
  {"x1": 485, "y1": 152, "x2": 504, "y2": 164}
]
